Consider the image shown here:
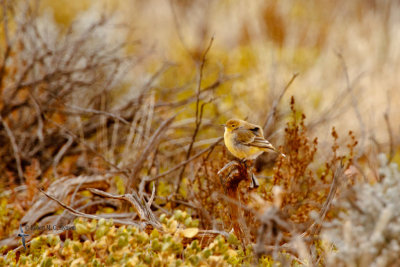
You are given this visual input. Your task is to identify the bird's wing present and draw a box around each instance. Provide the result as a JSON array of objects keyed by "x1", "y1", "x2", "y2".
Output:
[
  {"x1": 239, "y1": 120, "x2": 264, "y2": 137},
  {"x1": 235, "y1": 128, "x2": 284, "y2": 155},
  {"x1": 248, "y1": 126, "x2": 263, "y2": 137},
  {"x1": 22, "y1": 238, "x2": 26, "y2": 249},
  {"x1": 20, "y1": 224, "x2": 23, "y2": 233},
  {"x1": 235, "y1": 128, "x2": 257, "y2": 144},
  {"x1": 235, "y1": 128, "x2": 276, "y2": 150},
  {"x1": 248, "y1": 137, "x2": 277, "y2": 152}
]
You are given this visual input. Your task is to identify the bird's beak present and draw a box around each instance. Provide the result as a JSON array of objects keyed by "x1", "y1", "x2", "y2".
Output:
[{"x1": 220, "y1": 124, "x2": 226, "y2": 127}]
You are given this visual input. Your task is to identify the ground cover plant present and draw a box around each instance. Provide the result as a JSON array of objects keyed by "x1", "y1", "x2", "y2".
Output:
[{"x1": 1, "y1": 0, "x2": 400, "y2": 266}]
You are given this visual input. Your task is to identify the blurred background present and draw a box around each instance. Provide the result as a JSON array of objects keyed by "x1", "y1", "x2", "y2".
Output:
[
  {"x1": 1, "y1": 0, "x2": 400, "y2": 264},
  {"x1": 39, "y1": 0, "x2": 400, "y2": 146}
]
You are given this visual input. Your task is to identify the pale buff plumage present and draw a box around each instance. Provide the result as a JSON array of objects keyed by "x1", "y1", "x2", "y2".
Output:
[
  {"x1": 223, "y1": 119, "x2": 285, "y2": 188},
  {"x1": 223, "y1": 119, "x2": 284, "y2": 160}
]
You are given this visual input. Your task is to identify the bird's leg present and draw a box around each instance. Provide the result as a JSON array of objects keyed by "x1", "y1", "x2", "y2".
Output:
[
  {"x1": 240, "y1": 159, "x2": 248, "y2": 168},
  {"x1": 250, "y1": 172, "x2": 259, "y2": 189},
  {"x1": 244, "y1": 160, "x2": 259, "y2": 189},
  {"x1": 236, "y1": 159, "x2": 259, "y2": 189}
]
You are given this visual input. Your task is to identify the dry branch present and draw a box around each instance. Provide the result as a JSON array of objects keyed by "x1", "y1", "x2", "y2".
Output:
[
  {"x1": 263, "y1": 72, "x2": 299, "y2": 137},
  {"x1": 0, "y1": 115, "x2": 24, "y2": 181},
  {"x1": 88, "y1": 188, "x2": 162, "y2": 229},
  {"x1": 307, "y1": 162, "x2": 344, "y2": 236},
  {"x1": 126, "y1": 114, "x2": 177, "y2": 190},
  {"x1": 176, "y1": 36, "x2": 214, "y2": 193},
  {"x1": 0, "y1": 1, "x2": 136, "y2": 181},
  {"x1": 254, "y1": 206, "x2": 293, "y2": 261},
  {"x1": 147, "y1": 137, "x2": 223, "y2": 182},
  {"x1": 384, "y1": 93, "x2": 394, "y2": 163},
  {"x1": 65, "y1": 105, "x2": 131, "y2": 125},
  {"x1": 20, "y1": 175, "x2": 110, "y2": 226},
  {"x1": 38, "y1": 188, "x2": 142, "y2": 228},
  {"x1": 46, "y1": 116, "x2": 129, "y2": 177},
  {"x1": 0, "y1": 175, "x2": 111, "y2": 249},
  {"x1": 336, "y1": 52, "x2": 366, "y2": 155},
  {"x1": 218, "y1": 161, "x2": 252, "y2": 247}
]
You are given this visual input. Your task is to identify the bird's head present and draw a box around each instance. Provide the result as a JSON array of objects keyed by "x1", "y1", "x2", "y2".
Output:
[{"x1": 224, "y1": 119, "x2": 241, "y2": 132}]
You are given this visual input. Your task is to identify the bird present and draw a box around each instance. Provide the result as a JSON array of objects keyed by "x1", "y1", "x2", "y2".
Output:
[
  {"x1": 223, "y1": 118, "x2": 285, "y2": 188},
  {"x1": 18, "y1": 224, "x2": 29, "y2": 250}
]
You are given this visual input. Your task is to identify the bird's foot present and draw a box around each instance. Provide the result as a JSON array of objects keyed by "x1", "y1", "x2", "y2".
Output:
[{"x1": 249, "y1": 172, "x2": 259, "y2": 189}]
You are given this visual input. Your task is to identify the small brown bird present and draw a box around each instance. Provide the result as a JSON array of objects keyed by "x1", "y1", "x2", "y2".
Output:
[{"x1": 223, "y1": 118, "x2": 285, "y2": 188}]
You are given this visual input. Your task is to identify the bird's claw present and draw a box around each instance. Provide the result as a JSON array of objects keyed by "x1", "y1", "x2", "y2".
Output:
[{"x1": 249, "y1": 172, "x2": 259, "y2": 189}]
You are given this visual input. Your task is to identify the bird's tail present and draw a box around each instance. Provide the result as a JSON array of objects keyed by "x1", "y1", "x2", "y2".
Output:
[
  {"x1": 268, "y1": 145, "x2": 286, "y2": 158},
  {"x1": 251, "y1": 137, "x2": 286, "y2": 157}
]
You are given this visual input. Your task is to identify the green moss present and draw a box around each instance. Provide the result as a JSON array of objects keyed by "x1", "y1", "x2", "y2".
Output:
[{"x1": 3, "y1": 213, "x2": 254, "y2": 266}]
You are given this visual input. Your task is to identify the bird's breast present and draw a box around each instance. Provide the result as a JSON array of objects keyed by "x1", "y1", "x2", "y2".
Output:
[{"x1": 224, "y1": 131, "x2": 262, "y2": 160}]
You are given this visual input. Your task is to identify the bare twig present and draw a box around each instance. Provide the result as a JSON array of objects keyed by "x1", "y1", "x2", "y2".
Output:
[
  {"x1": 169, "y1": 0, "x2": 190, "y2": 55},
  {"x1": 176, "y1": 36, "x2": 214, "y2": 193},
  {"x1": 28, "y1": 94, "x2": 44, "y2": 144},
  {"x1": 263, "y1": 72, "x2": 299, "y2": 137},
  {"x1": 54, "y1": 177, "x2": 86, "y2": 228},
  {"x1": 144, "y1": 192, "x2": 198, "y2": 210},
  {"x1": 126, "y1": 114, "x2": 176, "y2": 190},
  {"x1": 147, "y1": 182, "x2": 156, "y2": 209},
  {"x1": 146, "y1": 137, "x2": 223, "y2": 182},
  {"x1": 0, "y1": 2, "x2": 136, "y2": 180},
  {"x1": 336, "y1": 52, "x2": 366, "y2": 156},
  {"x1": 46, "y1": 116, "x2": 130, "y2": 178},
  {"x1": 38, "y1": 188, "x2": 143, "y2": 228},
  {"x1": 88, "y1": 188, "x2": 161, "y2": 229},
  {"x1": 307, "y1": 71, "x2": 364, "y2": 131},
  {"x1": 0, "y1": 115, "x2": 24, "y2": 182},
  {"x1": 65, "y1": 105, "x2": 130, "y2": 125},
  {"x1": 384, "y1": 91, "x2": 394, "y2": 163},
  {"x1": 0, "y1": 185, "x2": 27, "y2": 197},
  {"x1": 52, "y1": 135, "x2": 74, "y2": 178},
  {"x1": 307, "y1": 162, "x2": 344, "y2": 236},
  {"x1": 137, "y1": 62, "x2": 174, "y2": 104},
  {"x1": 155, "y1": 74, "x2": 236, "y2": 109},
  {"x1": 254, "y1": 206, "x2": 293, "y2": 261}
]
